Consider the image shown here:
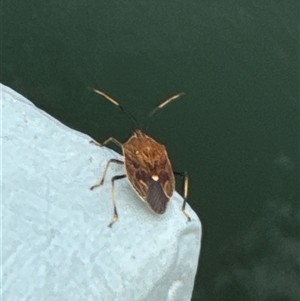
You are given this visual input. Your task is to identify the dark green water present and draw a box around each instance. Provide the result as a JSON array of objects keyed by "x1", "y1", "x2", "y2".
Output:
[{"x1": 2, "y1": 1, "x2": 299, "y2": 300}]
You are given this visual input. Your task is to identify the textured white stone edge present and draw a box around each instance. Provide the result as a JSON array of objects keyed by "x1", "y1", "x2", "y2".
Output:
[{"x1": 1, "y1": 83, "x2": 202, "y2": 301}]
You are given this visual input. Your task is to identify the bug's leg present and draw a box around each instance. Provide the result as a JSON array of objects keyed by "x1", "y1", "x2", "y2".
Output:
[
  {"x1": 90, "y1": 159, "x2": 124, "y2": 190},
  {"x1": 90, "y1": 137, "x2": 123, "y2": 149},
  {"x1": 108, "y1": 174, "x2": 127, "y2": 228},
  {"x1": 174, "y1": 171, "x2": 191, "y2": 222}
]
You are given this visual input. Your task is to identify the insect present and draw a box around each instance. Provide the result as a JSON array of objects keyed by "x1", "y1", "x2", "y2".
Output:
[{"x1": 90, "y1": 88, "x2": 191, "y2": 227}]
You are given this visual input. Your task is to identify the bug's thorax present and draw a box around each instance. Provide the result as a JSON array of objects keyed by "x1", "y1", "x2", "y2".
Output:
[
  {"x1": 123, "y1": 130, "x2": 171, "y2": 173},
  {"x1": 122, "y1": 130, "x2": 175, "y2": 214}
]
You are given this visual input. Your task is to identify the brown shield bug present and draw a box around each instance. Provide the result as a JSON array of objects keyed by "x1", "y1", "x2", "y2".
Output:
[{"x1": 90, "y1": 89, "x2": 191, "y2": 227}]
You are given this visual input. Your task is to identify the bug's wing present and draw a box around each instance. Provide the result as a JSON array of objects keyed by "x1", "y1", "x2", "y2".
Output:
[{"x1": 146, "y1": 180, "x2": 169, "y2": 214}]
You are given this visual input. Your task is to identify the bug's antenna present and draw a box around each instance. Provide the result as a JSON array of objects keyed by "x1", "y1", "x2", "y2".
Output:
[
  {"x1": 145, "y1": 92, "x2": 185, "y2": 130},
  {"x1": 93, "y1": 88, "x2": 138, "y2": 128}
]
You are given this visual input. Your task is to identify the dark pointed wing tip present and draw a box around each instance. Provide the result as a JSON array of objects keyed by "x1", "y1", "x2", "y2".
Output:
[{"x1": 146, "y1": 180, "x2": 170, "y2": 214}]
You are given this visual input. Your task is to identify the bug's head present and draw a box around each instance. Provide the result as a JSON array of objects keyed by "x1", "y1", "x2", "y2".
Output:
[{"x1": 92, "y1": 88, "x2": 184, "y2": 132}]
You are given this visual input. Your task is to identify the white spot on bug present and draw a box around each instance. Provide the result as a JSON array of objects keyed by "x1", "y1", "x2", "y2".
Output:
[{"x1": 152, "y1": 175, "x2": 159, "y2": 181}]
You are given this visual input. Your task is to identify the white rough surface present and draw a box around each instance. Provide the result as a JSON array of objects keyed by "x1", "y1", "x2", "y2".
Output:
[{"x1": 1, "y1": 83, "x2": 202, "y2": 301}]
